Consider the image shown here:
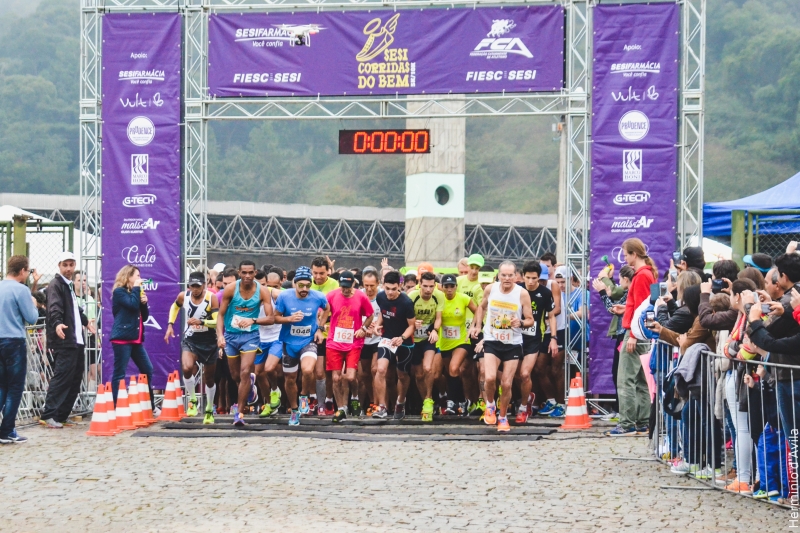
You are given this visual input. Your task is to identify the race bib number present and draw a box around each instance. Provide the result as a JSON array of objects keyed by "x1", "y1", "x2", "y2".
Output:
[
  {"x1": 415, "y1": 326, "x2": 429, "y2": 339},
  {"x1": 290, "y1": 324, "x2": 312, "y2": 337},
  {"x1": 521, "y1": 323, "x2": 537, "y2": 337},
  {"x1": 493, "y1": 329, "x2": 514, "y2": 344},
  {"x1": 443, "y1": 326, "x2": 461, "y2": 340},
  {"x1": 230, "y1": 315, "x2": 253, "y2": 332},
  {"x1": 332, "y1": 327, "x2": 354, "y2": 344},
  {"x1": 190, "y1": 324, "x2": 208, "y2": 333},
  {"x1": 378, "y1": 337, "x2": 398, "y2": 353}
]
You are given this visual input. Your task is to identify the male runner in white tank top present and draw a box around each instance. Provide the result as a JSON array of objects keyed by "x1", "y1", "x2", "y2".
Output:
[{"x1": 470, "y1": 261, "x2": 534, "y2": 432}]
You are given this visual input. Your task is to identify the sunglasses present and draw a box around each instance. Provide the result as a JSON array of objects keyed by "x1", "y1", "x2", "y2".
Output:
[{"x1": 296, "y1": 282, "x2": 311, "y2": 289}]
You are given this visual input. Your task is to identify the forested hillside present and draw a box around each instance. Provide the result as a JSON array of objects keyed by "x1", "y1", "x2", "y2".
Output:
[{"x1": 0, "y1": 0, "x2": 797, "y2": 212}]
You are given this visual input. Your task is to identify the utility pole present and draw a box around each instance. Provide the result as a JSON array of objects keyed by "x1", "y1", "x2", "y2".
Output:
[
  {"x1": 556, "y1": 117, "x2": 567, "y2": 262},
  {"x1": 12, "y1": 214, "x2": 30, "y2": 257}
]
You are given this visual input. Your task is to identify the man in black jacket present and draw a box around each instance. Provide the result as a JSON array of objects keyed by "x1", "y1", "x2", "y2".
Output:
[{"x1": 41, "y1": 252, "x2": 93, "y2": 428}]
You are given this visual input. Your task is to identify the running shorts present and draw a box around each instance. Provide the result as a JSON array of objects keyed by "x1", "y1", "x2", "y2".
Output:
[
  {"x1": 411, "y1": 340, "x2": 439, "y2": 366},
  {"x1": 224, "y1": 330, "x2": 261, "y2": 357},
  {"x1": 556, "y1": 329, "x2": 565, "y2": 350},
  {"x1": 378, "y1": 343, "x2": 414, "y2": 374},
  {"x1": 482, "y1": 340, "x2": 523, "y2": 362},
  {"x1": 440, "y1": 344, "x2": 471, "y2": 360},
  {"x1": 326, "y1": 346, "x2": 361, "y2": 371},
  {"x1": 522, "y1": 335, "x2": 542, "y2": 357},
  {"x1": 255, "y1": 339, "x2": 283, "y2": 365},
  {"x1": 182, "y1": 337, "x2": 219, "y2": 366},
  {"x1": 360, "y1": 343, "x2": 379, "y2": 361},
  {"x1": 282, "y1": 342, "x2": 317, "y2": 373}
]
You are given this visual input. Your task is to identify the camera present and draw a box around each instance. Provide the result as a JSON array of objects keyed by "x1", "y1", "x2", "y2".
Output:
[
  {"x1": 659, "y1": 282, "x2": 668, "y2": 297},
  {"x1": 711, "y1": 279, "x2": 725, "y2": 294},
  {"x1": 761, "y1": 303, "x2": 772, "y2": 314},
  {"x1": 669, "y1": 269, "x2": 678, "y2": 283},
  {"x1": 645, "y1": 311, "x2": 655, "y2": 328},
  {"x1": 672, "y1": 251, "x2": 683, "y2": 264}
]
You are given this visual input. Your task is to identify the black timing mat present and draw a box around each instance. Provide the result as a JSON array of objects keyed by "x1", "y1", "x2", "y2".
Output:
[
  {"x1": 134, "y1": 429, "x2": 545, "y2": 442},
  {"x1": 174, "y1": 415, "x2": 561, "y2": 428}
]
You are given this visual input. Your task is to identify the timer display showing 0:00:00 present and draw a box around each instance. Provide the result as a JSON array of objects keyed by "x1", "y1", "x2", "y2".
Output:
[{"x1": 339, "y1": 129, "x2": 430, "y2": 154}]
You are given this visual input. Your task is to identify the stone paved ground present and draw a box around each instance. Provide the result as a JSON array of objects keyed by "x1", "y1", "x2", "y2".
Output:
[{"x1": 0, "y1": 421, "x2": 787, "y2": 532}]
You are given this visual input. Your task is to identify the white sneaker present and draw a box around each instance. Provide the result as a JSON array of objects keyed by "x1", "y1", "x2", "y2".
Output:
[
  {"x1": 152, "y1": 407, "x2": 161, "y2": 418},
  {"x1": 670, "y1": 460, "x2": 699, "y2": 475}
]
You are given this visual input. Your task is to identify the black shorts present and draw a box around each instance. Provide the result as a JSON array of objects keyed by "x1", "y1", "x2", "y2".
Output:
[
  {"x1": 522, "y1": 335, "x2": 542, "y2": 357},
  {"x1": 360, "y1": 343, "x2": 379, "y2": 361},
  {"x1": 556, "y1": 329, "x2": 565, "y2": 350},
  {"x1": 412, "y1": 340, "x2": 438, "y2": 366},
  {"x1": 182, "y1": 337, "x2": 219, "y2": 366},
  {"x1": 470, "y1": 332, "x2": 484, "y2": 360},
  {"x1": 378, "y1": 344, "x2": 414, "y2": 374},
  {"x1": 440, "y1": 344, "x2": 471, "y2": 359},
  {"x1": 214, "y1": 352, "x2": 231, "y2": 382},
  {"x1": 317, "y1": 339, "x2": 327, "y2": 358},
  {"x1": 482, "y1": 340, "x2": 523, "y2": 362}
]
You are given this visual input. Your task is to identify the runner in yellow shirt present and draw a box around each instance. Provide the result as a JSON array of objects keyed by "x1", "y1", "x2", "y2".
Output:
[
  {"x1": 407, "y1": 271, "x2": 444, "y2": 422},
  {"x1": 438, "y1": 274, "x2": 478, "y2": 415}
]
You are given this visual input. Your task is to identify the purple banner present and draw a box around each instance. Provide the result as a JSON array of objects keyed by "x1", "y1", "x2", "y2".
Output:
[
  {"x1": 208, "y1": 6, "x2": 564, "y2": 97},
  {"x1": 101, "y1": 14, "x2": 182, "y2": 389},
  {"x1": 589, "y1": 4, "x2": 679, "y2": 394}
]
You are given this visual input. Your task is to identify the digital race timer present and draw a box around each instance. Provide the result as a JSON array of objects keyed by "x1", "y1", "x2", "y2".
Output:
[{"x1": 339, "y1": 129, "x2": 430, "y2": 155}]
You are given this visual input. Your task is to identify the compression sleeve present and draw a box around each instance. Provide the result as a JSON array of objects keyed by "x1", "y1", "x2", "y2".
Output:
[
  {"x1": 168, "y1": 302, "x2": 180, "y2": 325},
  {"x1": 203, "y1": 309, "x2": 218, "y2": 328}
]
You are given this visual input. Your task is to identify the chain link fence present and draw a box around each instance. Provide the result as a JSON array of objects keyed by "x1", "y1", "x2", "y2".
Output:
[{"x1": 750, "y1": 211, "x2": 800, "y2": 259}]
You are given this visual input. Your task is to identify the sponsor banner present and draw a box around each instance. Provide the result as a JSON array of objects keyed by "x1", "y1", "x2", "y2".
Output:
[
  {"x1": 588, "y1": 4, "x2": 679, "y2": 394},
  {"x1": 101, "y1": 14, "x2": 182, "y2": 389},
  {"x1": 208, "y1": 6, "x2": 564, "y2": 97}
]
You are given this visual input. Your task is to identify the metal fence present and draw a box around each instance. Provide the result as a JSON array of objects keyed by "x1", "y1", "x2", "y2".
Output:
[
  {"x1": 731, "y1": 209, "x2": 800, "y2": 263},
  {"x1": 650, "y1": 342, "x2": 798, "y2": 508}
]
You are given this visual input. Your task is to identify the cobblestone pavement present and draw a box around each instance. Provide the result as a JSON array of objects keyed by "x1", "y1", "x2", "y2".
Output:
[{"x1": 0, "y1": 421, "x2": 786, "y2": 533}]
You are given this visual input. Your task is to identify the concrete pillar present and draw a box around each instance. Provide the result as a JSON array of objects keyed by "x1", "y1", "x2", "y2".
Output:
[{"x1": 405, "y1": 96, "x2": 466, "y2": 267}]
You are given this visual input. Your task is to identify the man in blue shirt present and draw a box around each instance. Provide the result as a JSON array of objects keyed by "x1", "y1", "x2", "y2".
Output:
[
  {"x1": 0, "y1": 256, "x2": 40, "y2": 443},
  {"x1": 274, "y1": 266, "x2": 329, "y2": 426}
]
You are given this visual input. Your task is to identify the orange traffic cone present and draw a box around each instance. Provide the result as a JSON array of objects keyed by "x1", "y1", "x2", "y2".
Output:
[
  {"x1": 115, "y1": 379, "x2": 136, "y2": 430},
  {"x1": 129, "y1": 376, "x2": 147, "y2": 428},
  {"x1": 103, "y1": 382, "x2": 120, "y2": 434},
  {"x1": 561, "y1": 372, "x2": 592, "y2": 430},
  {"x1": 138, "y1": 375, "x2": 155, "y2": 426},
  {"x1": 174, "y1": 371, "x2": 186, "y2": 419},
  {"x1": 86, "y1": 384, "x2": 116, "y2": 436},
  {"x1": 159, "y1": 373, "x2": 181, "y2": 421}
]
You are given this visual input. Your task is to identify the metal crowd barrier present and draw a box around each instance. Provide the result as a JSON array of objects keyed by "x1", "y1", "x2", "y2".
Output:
[{"x1": 650, "y1": 340, "x2": 798, "y2": 508}]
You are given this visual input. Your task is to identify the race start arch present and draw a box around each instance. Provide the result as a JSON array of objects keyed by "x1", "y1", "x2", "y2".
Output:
[{"x1": 79, "y1": 0, "x2": 705, "y2": 399}]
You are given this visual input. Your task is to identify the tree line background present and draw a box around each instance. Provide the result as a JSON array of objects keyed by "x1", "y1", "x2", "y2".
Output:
[{"x1": 0, "y1": 0, "x2": 798, "y2": 213}]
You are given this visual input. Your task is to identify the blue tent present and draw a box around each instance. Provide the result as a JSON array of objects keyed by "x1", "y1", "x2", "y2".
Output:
[{"x1": 703, "y1": 171, "x2": 800, "y2": 237}]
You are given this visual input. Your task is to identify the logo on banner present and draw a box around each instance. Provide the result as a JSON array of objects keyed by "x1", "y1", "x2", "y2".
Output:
[
  {"x1": 123, "y1": 194, "x2": 156, "y2": 207},
  {"x1": 127, "y1": 116, "x2": 155, "y2": 146},
  {"x1": 611, "y1": 85, "x2": 659, "y2": 103},
  {"x1": 234, "y1": 24, "x2": 324, "y2": 47},
  {"x1": 355, "y1": 14, "x2": 412, "y2": 90},
  {"x1": 613, "y1": 191, "x2": 650, "y2": 206},
  {"x1": 143, "y1": 315, "x2": 162, "y2": 330},
  {"x1": 141, "y1": 278, "x2": 159, "y2": 291},
  {"x1": 610, "y1": 215, "x2": 654, "y2": 234},
  {"x1": 471, "y1": 19, "x2": 533, "y2": 59},
  {"x1": 618, "y1": 111, "x2": 649, "y2": 142},
  {"x1": 118, "y1": 69, "x2": 165, "y2": 85},
  {"x1": 121, "y1": 218, "x2": 161, "y2": 235},
  {"x1": 622, "y1": 150, "x2": 643, "y2": 182},
  {"x1": 122, "y1": 244, "x2": 156, "y2": 268},
  {"x1": 611, "y1": 243, "x2": 650, "y2": 264},
  {"x1": 610, "y1": 61, "x2": 661, "y2": 77},
  {"x1": 131, "y1": 154, "x2": 149, "y2": 185}
]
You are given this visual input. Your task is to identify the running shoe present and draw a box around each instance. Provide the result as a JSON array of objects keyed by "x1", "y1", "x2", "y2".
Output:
[
  {"x1": 366, "y1": 404, "x2": 376, "y2": 417},
  {"x1": 333, "y1": 409, "x2": 347, "y2": 423},
  {"x1": 269, "y1": 389, "x2": 282, "y2": 410},
  {"x1": 39, "y1": 418, "x2": 63, "y2": 429},
  {"x1": 693, "y1": 466, "x2": 721, "y2": 480},
  {"x1": 289, "y1": 410, "x2": 300, "y2": 426},
  {"x1": 670, "y1": 460, "x2": 699, "y2": 475},
  {"x1": 203, "y1": 404, "x2": 215, "y2": 425},
  {"x1": 299, "y1": 395, "x2": 310, "y2": 415},
  {"x1": 421, "y1": 398, "x2": 435, "y2": 422},
  {"x1": 525, "y1": 393, "x2": 536, "y2": 415},
  {"x1": 186, "y1": 397, "x2": 199, "y2": 417},
  {"x1": 230, "y1": 404, "x2": 239, "y2": 418},
  {"x1": 350, "y1": 398, "x2": 361, "y2": 417},
  {"x1": 538, "y1": 399, "x2": 557, "y2": 416},
  {"x1": 752, "y1": 489, "x2": 779, "y2": 500},
  {"x1": 484, "y1": 404, "x2": 497, "y2": 425},
  {"x1": 247, "y1": 373, "x2": 258, "y2": 405},
  {"x1": 233, "y1": 412, "x2": 246, "y2": 426},
  {"x1": 515, "y1": 409, "x2": 529, "y2": 424},
  {"x1": 469, "y1": 398, "x2": 486, "y2": 417},
  {"x1": 393, "y1": 402, "x2": 406, "y2": 420},
  {"x1": 601, "y1": 411, "x2": 619, "y2": 422},
  {"x1": 548, "y1": 404, "x2": 565, "y2": 418},
  {"x1": 372, "y1": 405, "x2": 388, "y2": 419},
  {"x1": 724, "y1": 480, "x2": 753, "y2": 495},
  {"x1": 0, "y1": 430, "x2": 27, "y2": 444},
  {"x1": 457, "y1": 401, "x2": 470, "y2": 416},
  {"x1": 308, "y1": 396, "x2": 319, "y2": 414},
  {"x1": 604, "y1": 425, "x2": 637, "y2": 437},
  {"x1": 324, "y1": 400, "x2": 336, "y2": 416},
  {"x1": 444, "y1": 400, "x2": 456, "y2": 415},
  {"x1": 634, "y1": 425, "x2": 649, "y2": 435},
  {"x1": 259, "y1": 404, "x2": 274, "y2": 418},
  {"x1": 497, "y1": 416, "x2": 510, "y2": 432}
]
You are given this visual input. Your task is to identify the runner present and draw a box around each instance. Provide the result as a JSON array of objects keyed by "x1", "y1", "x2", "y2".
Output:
[
  {"x1": 325, "y1": 271, "x2": 376, "y2": 422},
  {"x1": 311, "y1": 256, "x2": 339, "y2": 415},
  {"x1": 439, "y1": 274, "x2": 478, "y2": 415},
  {"x1": 470, "y1": 261, "x2": 534, "y2": 431},
  {"x1": 358, "y1": 268, "x2": 382, "y2": 414},
  {"x1": 215, "y1": 261, "x2": 274, "y2": 426},
  {"x1": 274, "y1": 266, "x2": 328, "y2": 426},
  {"x1": 214, "y1": 269, "x2": 239, "y2": 415},
  {"x1": 535, "y1": 262, "x2": 565, "y2": 417},
  {"x1": 457, "y1": 257, "x2": 470, "y2": 277},
  {"x1": 165, "y1": 271, "x2": 220, "y2": 424},
  {"x1": 457, "y1": 254, "x2": 485, "y2": 414},
  {"x1": 515, "y1": 261, "x2": 558, "y2": 423},
  {"x1": 255, "y1": 271, "x2": 283, "y2": 418},
  {"x1": 371, "y1": 271, "x2": 416, "y2": 419},
  {"x1": 407, "y1": 271, "x2": 444, "y2": 422}
]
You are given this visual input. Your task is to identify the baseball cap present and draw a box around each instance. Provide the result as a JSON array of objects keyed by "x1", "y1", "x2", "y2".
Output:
[
  {"x1": 338, "y1": 270, "x2": 355, "y2": 288},
  {"x1": 417, "y1": 262, "x2": 435, "y2": 274},
  {"x1": 58, "y1": 251, "x2": 76, "y2": 264},
  {"x1": 478, "y1": 272, "x2": 495, "y2": 284},
  {"x1": 441, "y1": 273, "x2": 458, "y2": 286},
  {"x1": 188, "y1": 272, "x2": 205, "y2": 287},
  {"x1": 555, "y1": 265, "x2": 569, "y2": 279},
  {"x1": 743, "y1": 253, "x2": 772, "y2": 274},
  {"x1": 540, "y1": 263, "x2": 550, "y2": 280},
  {"x1": 467, "y1": 254, "x2": 485, "y2": 268},
  {"x1": 682, "y1": 247, "x2": 706, "y2": 270},
  {"x1": 294, "y1": 266, "x2": 312, "y2": 283},
  {"x1": 405, "y1": 269, "x2": 418, "y2": 279},
  {"x1": 212, "y1": 262, "x2": 226, "y2": 272}
]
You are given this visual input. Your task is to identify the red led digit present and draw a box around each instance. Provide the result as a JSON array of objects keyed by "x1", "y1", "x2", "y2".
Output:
[
  {"x1": 401, "y1": 131, "x2": 414, "y2": 153},
  {"x1": 385, "y1": 131, "x2": 398, "y2": 152},
  {"x1": 353, "y1": 131, "x2": 367, "y2": 153},
  {"x1": 415, "y1": 130, "x2": 429, "y2": 153},
  {"x1": 371, "y1": 131, "x2": 384, "y2": 153}
]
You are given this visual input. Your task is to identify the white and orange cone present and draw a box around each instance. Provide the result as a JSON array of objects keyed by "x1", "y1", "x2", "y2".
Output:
[
  {"x1": 115, "y1": 379, "x2": 136, "y2": 431},
  {"x1": 86, "y1": 384, "x2": 116, "y2": 436},
  {"x1": 158, "y1": 373, "x2": 181, "y2": 421},
  {"x1": 561, "y1": 372, "x2": 592, "y2": 430}
]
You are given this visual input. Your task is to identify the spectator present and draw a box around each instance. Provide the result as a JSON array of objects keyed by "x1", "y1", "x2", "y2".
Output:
[
  {"x1": 743, "y1": 253, "x2": 773, "y2": 275},
  {"x1": 674, "y1": 246, "x2": 708, "y2": 281},
  {"x1": 656, "y1": 271, "x2": 702, "y2": 333},
  {"x1": 41, "y1": 252, "x2": 92, "y2": 429},
  {"x1": 737, "y1": 267, "x2": 765, "y2": 291},
  {"x1": 110, "y1": 264, "x2": 157, "y2": 414},
  {"x1": 0, "y1": 255, "x2": 39, "y2": 443}
]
